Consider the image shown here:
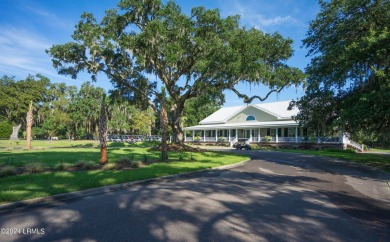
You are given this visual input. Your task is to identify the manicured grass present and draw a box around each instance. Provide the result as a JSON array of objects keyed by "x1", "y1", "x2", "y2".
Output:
[
  {"x1": 370, "y1": 148, "x2": 390, "y2": 153},
  {"x1": 279, "y1": 149, "x2": 390, "y2": 172},
  {"x1": 0, "y1": 147, "x2": 159, "y2": 167},
  {"x1": 0, "y1": 139, "x2": 99, "y2": 149},
  {"x1": 0, "y1": 147, "x2": 248, "y2": 203},
  {"x1": 0, "y1": 140, "x2": 164, "y2": 167},
  {"x1": 0, "y1": 139, "x2": 159, "y2": 149}
]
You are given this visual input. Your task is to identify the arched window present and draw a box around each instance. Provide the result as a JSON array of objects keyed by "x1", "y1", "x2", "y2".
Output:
[{"x1": 246, "y1": 115, "x2": 256, "y2": 121}]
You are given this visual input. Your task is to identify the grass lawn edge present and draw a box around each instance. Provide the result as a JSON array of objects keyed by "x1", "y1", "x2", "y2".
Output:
[{"x1": 0, "y1": 156, "x2": 250, "y2": 210}]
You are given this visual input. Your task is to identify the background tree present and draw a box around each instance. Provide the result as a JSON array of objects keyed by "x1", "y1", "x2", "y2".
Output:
[
  {"x1": 68, "y1": 82, "x2": 104, "y2": 139},
  {"x1": 183, "y1": 93, "x2": 223, "y2": 127},
  {"x1": 47, "y1": 0, "x2": 304, "y2": 144},
  {"x1": 292, "y1": 0, "x2": 390, "y2": 146},
  {"x1": 107, "y1": 101, "x2": 134, "y2": 134},
  {"x1": 26, "y1": 101, "x2": 33, "y2": 149},
  {"x1": 0, "y1": 75, "x2": 49, "y2": 139},
  {"x1": 0, "y1": 121, "x2": 12, "y2": 139}
]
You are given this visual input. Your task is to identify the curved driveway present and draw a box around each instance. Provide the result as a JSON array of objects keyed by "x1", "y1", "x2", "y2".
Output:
[{"x1": 0, "y1": 151, "x2": 389, "y2": 242}]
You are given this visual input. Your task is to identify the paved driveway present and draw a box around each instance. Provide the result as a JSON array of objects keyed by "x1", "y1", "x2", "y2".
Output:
[{"x1": 0, "y1": 151, "x2": 389, "y2": 242}]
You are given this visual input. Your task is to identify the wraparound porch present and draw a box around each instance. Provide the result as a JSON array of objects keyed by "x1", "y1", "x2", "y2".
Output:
[{"x1": 183, "y1": 127, "x2": 342, "y2": 145}]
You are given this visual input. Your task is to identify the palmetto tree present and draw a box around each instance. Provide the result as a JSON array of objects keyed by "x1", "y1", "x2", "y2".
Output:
[
  {"x1": 99, "y1": 94, "x2": 108, "y2": 165},
  {"x1": 26, "y1": 101, "x2": 33, "y2": 149}
]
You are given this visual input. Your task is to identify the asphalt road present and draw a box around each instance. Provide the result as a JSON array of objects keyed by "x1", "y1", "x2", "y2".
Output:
[{"x1": 0, "y1": 151, "x2": 389, "y2": 242}]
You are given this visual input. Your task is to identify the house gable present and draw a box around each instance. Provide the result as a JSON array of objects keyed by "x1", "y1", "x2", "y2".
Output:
[{"x1": 226, "y1": 105, "x2": 278, "y2": 123}]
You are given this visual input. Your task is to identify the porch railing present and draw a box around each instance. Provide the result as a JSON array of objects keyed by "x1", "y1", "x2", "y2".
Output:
[
  {"x1": 204, "y1": 137, "x2": 216, "y2": 142},
  {"x1": 186, "y1": 137, "x2": 194, "y2": 142},
  {"x1": 184, "y1": 135, "x2": 348, "y2": 145},
  {"x1": 278, "y1": 137, "x2": 295, "y2": 143},
  {"x1": 251, "y1": 137, "x2": 259, "y2": 142},
  {"x1": 345, "y1": 139, "x2": 364, "y2": 151}
]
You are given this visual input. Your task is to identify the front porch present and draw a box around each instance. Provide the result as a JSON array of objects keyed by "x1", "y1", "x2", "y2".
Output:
[{"x1": 184, "y1": 127, "x2": 343, "y2": 145}]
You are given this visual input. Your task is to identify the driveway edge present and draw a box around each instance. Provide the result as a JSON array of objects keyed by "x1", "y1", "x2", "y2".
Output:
[{"x1": 0, "y1": 158, "x2": 251, "y2": 214}]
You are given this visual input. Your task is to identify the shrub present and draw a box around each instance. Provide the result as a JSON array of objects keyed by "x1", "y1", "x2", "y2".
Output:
[
  {"x1": 131, "y1": 161, "x2": 143, "y2": 168},
  {"x1": 54, "y1": 162, "x2": 71, "y2": 171},
  {"x1": 264, "y1": 136, "x2": 273, "y2": 142},
  {"x1": 0, "y1": 121, "x2": 12, "y2": 139},
  {"x1": 102, "y1": 163, "x2": 117, "y2": 170},
  {"x1": 0, "y1": 166, "x2": 17, "y2": 177},
  {"x1": 25, "y1": 162, "x2": 45, "y2": 173}
]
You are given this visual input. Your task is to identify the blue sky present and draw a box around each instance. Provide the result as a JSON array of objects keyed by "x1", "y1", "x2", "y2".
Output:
[{"x1": 0, "y1": 0, "x2": 319, "y2": 107}]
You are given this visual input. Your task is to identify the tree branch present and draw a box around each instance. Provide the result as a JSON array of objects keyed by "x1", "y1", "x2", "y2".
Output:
[{"x1": 231, "y1": 84, "x2": 286, "y2": 103}]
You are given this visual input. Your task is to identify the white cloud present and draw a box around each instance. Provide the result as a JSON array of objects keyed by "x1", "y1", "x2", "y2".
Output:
[
  {"x1": 219, "y1": 0, "x2": 303, "y2": 30},
  {"x1": 23, "y1": 4, "x2": 74, "y2": 31},
  {"x1": 0, "y1": 25, "x2": 68, "y2": 82},
  {"x1": 0, "y1": 27, "x2": 51, "y2": 50}
]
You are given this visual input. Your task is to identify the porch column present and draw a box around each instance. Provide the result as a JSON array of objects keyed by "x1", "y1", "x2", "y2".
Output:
[
  {"x1": 192, "y1": 130, "x2": 195, "y2": 142},
  {"x1": 258, "y1": 128, "x2": 260, "y2": 142},
  {"x1": 236, "y1": 129, "x2": 238, "y2": 141},
  {"x1": 276, "y1": 128, "x2": 279, "y2": 143},
  {"x1": 249, "y1": 128, "x2": 252, "y2": 143},
  {"x1": 184, "y1": 130, "x2": 187, "y2": 142},
  {"x1": 228, "y1": 129, "x2": 231, "y2": 142},
  {"x1": 203, "y1": 130, "x2": 206, "y2": 142},
  {"x1": 215, "y1": 129, "x2": 218, "y2": 142},
  {"x1": 295, "y1": 127, "x2": 298, "y2": 143}
]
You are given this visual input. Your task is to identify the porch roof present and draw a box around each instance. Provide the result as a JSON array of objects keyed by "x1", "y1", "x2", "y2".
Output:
[{"x1": 184, "y1": 120, "x2": 299, "y2": 131}]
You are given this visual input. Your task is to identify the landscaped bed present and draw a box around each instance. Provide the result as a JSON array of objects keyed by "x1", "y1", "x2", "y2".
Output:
[{"x1": 0, "y1": 140, "x2": 248, "y2": 204}]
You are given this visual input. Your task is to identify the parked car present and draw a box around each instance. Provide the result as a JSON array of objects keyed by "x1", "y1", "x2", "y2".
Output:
[
  {"x1": 234, "y1": 142, "x2": 251, "y2": 150},
  {"x1": 121, "y1": 135, "x2": 131, "y2": 142},
  {"x1": 109, "y1": 135, "x2": 122, "y2": 142}
]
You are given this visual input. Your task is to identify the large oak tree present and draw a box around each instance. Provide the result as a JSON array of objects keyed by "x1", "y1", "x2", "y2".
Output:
[
  {"x1": 48, "y1": 0, "x2": 304, "y2": 144},
  {"x1": 292, "y1": 0, "x2": 390, "y2": 144}
]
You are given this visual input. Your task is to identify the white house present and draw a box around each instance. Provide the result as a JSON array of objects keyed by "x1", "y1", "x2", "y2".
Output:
[{"x1": 183, "y1": 101, "x2": 363, "y2": 151}]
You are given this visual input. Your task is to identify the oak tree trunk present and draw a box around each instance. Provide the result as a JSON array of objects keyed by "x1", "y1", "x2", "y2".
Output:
[
  {"x1": 170, "y1": 103, "x2": 185, "y2": 144},
  {"x1": 9, "y1": 124, "x2": 21, "y2": 140},
  {"x1": 160, "y1": 97, "x2": 169, "y2": 161}
]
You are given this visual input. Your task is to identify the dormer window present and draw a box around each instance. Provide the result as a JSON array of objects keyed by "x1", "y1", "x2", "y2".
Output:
[{"x1": 246, "y1": 115, "x2": 256, "y2": 121}]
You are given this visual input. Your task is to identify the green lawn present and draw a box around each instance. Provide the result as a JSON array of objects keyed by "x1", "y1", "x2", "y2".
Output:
[
  {"x1": 0, "y1": 143, "x2": 248, "y2": 204},
  {"x1": 279, "y1": 149, "x2": 390, "y2": 172},
  {"x1": 370, "y1": 148, "x2": 390, "y2": 153},
  {"x1": 0, "y1": 139, "x2": 99, "y2": 149}
]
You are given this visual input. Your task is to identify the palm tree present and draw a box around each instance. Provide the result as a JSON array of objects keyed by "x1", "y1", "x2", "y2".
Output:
[
  {"x1": 99, "y1": 94, "x2": 108, "y2": 165},
  {"x1": 26, "y1": 101, "x2": 33, "y2": 149}
]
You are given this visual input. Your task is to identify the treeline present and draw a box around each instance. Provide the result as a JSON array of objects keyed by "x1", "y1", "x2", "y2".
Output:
[
  {"x1": 0, "y1": 75, "x2": 156, "y2": 139},
  {"x1": 0, "y1": 74, "x2": 221, "y2": 140}
]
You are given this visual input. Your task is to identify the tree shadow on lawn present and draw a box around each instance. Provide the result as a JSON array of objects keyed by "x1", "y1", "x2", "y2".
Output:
[
  {"x1": 0, "y1": 169, "x2": 389, "y2": 242},
  {"x1": 0, "y1": 160, "x2": 235, "y2": 204}
]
